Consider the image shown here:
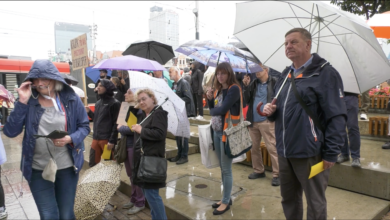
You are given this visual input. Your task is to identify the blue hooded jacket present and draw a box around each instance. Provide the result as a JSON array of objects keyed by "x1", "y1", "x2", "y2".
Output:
[{"x1": 3, "y1": 60, "x2": 90, "y2": 182}]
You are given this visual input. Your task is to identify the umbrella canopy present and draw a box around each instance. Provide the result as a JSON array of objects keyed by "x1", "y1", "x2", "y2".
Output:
[
  {"x1": 234, "y1": 1, "x2": 390, "y2": 94},
  {"x1": 74, "y1": 161, "x2": 122, "y2": 220},
  {"x1": 122, "y1": 40, "x2": 175, "y2": 65},
  {"x1": 128, "y1": 71, "x2": 190, "y2": 138},
  {"x1": 367, "y1": 14, "x2": 390, "y2": 38},
  {"x1": 0, "y1": 84, "x2": 15, "y2": 108},
  {"x1": 93, "y1": 55, "x2": 166, "y2": 72},
  {"x1": 60, "y1": 73, "x2": 79, "y2": 85},
  {"x1": 176, "y1": 40, "x2": 262, "y2": 73},
  {"x1": 85, "y1": 66, "x2": 112, "y2": 83}
]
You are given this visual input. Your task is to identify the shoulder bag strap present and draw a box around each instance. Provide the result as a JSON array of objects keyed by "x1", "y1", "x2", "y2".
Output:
[{"x1": 290, "y1": 71, "x2": 325, "y2": 134}]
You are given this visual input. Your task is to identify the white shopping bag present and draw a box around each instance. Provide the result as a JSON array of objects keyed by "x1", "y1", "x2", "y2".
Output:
[
  {"x1": 232, "y1": 153, "x2": 246, "y2": 164},
  {"x1": 198, "y1": 124, "x2": 219, "y2": 169}
]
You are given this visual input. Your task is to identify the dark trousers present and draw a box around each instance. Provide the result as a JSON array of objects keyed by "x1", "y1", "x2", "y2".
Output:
[
  {"x1": 0, "y1": 168, "x2": 4, "y2": 208},
  {"x1": 360, "y1": 90, "x2": 370, "y2": 113},
  {"x1": 175, "y1": 137, "x2": 189, "y2": 159},
  {"x1": 29, "y1": 167, "x2": 79, "y2": 220},
  {"x1": 342, "y1": 95, "x2": 361, "y2": 159},
  {"x1": 279, "y1": 155, "x2": 330, "y2": 220},
  {"x1": 193, "y1": 94, "x2": 203, "y2": 116},
  {"x1": 124, "y1": 147, "x2": 145, "y2": 208}
]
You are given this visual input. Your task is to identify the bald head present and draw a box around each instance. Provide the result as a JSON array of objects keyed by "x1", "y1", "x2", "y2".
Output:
[{"x1": 169, "y1": 66, "x2": 181, "y2": 82}]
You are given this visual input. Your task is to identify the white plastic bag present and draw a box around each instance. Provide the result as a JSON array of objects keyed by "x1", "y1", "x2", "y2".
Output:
[
  {"x1": 232, "y1": 153, "x2": 247, "y2": 164},
  {"x1": 198, "y1": 124, "x2": 219, "y2": 169}
]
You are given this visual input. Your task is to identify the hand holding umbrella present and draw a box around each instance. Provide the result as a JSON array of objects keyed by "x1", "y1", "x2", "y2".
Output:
[{"x1": 257, "y1": 73, "x2": 289, "y2": 116}]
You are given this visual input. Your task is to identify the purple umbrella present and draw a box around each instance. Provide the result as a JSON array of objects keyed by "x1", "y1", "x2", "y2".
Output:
[{"x1": 93, "y1": 55, "x2": 166, "y2": 71}]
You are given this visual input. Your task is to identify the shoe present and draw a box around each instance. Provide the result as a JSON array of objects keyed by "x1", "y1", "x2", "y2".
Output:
[
  {"x1": 271, "y1": 177, "x2": 280, "y2": 186},
  {"x1": 0, "y1": 207, "x2": 7, "y2": 219},
  {"x1": 122, "y1": 202, "x2": 134, "y2": 209},
  {"x1": 168, "y1": 156, "x2": 180, "y2": 162},
  {"x1": 127, "y1": 206, "x2": 145, "y2": 215},
  {"x1": 211, "y1": 199, "x2": 232, "y2": 208},
  {"x1": 382, "y1": 141, "x2": 390, "y2": 149},
  {"x1": 336, "y1": 155, "x2": 350, "y2": 163},
  {"x1": 213, "y1": 205, "x2": 230, "y2": 215},
  {"x1": 360, "y1": 113, "x2": 367, "y2": 120},
  {"x1": 351, "y1": 158, "x2": 361, "y2": 168},
  {"x1": 176, "y1": 157, "x2": 188, "y2": 164},
  {"x1": 196, "y1": 115, "x2": 204, "y2": 120},
  {"x1": 248, "y1": 172, "x2": 266, "y2": 179}
]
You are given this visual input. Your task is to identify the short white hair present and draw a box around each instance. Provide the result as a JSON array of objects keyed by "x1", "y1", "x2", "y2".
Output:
[
  {"x1": 55, "y1": 81, "x2": 63, "y2": 91},
  {"x1": 170, "y1": 66, "x2": 180, "y2": 75}
]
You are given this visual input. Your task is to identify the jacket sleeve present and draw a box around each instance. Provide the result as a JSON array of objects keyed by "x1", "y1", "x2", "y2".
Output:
[
  {"x1": 108, "y1": 101, "x2": 121, "y2": 145},
  {"x1": 210, "y1": 86, "x2": 240, "y2": 116},
  {"x1": 118, "y1": 125, "x2": 134, "y2": 136},
  {"x1": 69, "y1": 98, "x2": 91, "y2": 147},
  {"x1": 243, "y1": 83, "x2": 253, "y2": 105},
  {"x1": 315, "y1": 67, "x2": 347, "y2": 163},
  {"x1": 181, "y1": 81, "x2": 193, "y2": 106},
  {"x1": 87, "y1": 110, "x2": 94, "y2": 120},
  {"x1": 140, "y1": 110, "x2": 167, "y2": 141},
  {"x1": 198, "y1": 70, "x2": 204, "y2": 95},
  {"x1": 3, "y1": 101, "x2": 28, "y2": 138}
]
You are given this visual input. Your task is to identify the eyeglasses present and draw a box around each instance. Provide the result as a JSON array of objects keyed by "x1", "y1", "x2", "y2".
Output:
[
  {"x1": 31, "y1": 85, "x2": 50, "y2": 90},
  {"x1": 137, "y1": 97, "x2": 149, "y2": 103}
]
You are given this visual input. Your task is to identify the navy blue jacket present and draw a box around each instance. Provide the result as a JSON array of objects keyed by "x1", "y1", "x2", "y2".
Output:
[
  {"x1": 268, "y1": 53, "x2": 347, "y2": 162},
  {"x1": 3, "y1": 60, "x2": 91, "y2": 182}
]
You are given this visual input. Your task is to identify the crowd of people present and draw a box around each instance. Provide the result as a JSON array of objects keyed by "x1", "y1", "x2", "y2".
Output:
[{"x1": 0, "y1": 27, "x2": 386, "y2": 220}]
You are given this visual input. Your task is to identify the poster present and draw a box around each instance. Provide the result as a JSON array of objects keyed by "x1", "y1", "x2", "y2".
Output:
[{"x1": 70, "y1": 33, "x2": 89, "y2": 70}]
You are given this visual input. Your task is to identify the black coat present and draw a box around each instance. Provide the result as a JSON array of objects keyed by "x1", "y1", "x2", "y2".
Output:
[
  {"x1": 243, "y1": 76, "x2": 278, "y2": 127},
  {"x1": 172, "y1": 79, "x2": 195, "y2": 117},
  {"x1": 191, "y1": 69, "x2": 204, "y2": 95},
  {"x1": 129, "y1": 106, "x2": 168, "y2": 189}
]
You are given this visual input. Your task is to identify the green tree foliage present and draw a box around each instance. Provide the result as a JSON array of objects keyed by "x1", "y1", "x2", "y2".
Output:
[{"x1": 330, "y1": 0, "x2": 390, "y2": 20}]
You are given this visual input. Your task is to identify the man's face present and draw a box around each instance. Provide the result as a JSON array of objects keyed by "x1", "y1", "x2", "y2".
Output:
[
  {"x1": 154, "y1": 71, "x2": 162, "y2": 78},
  {"x1": 100, "y1": 71, "x2": 107, "y2": 78},
  {"x1": 255, "y1": 66, "x2": 268, "y2": 80},
  {"x1": 284, "y1": 32, "x2": 311, "y2": 61},
  {"x1": 96, "y1": 83, "x2": 107, "y2": 95},
  {"x1": 168, "y1": 69, "x2": 177, "y2": 80}
]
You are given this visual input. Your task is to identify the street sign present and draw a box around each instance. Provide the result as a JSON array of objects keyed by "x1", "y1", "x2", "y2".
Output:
[{"x1": 70, "y1": 33, "x2": 89, "y2": 70}]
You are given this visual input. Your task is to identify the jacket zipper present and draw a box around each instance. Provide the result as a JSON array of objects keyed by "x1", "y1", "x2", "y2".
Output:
[
  {"x1": 282, "y1": 83, "x2": 292, "y2": 157},
  {"x1": 308, "y1": 117, "x2": 318, "y2": 142}
]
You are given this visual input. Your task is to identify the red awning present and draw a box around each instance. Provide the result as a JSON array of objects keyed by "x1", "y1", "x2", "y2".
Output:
[{"x1": 0, "y1": 59, "x2": 70, "y2": 74}]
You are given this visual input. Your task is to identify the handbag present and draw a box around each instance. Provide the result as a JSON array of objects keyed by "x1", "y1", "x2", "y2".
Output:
[
  {"x1": 223, "y1": 90, "x2": 252, "y2": 157},
  {"x1": 42, "y1": 139, "x2": 57, "y2": 183},
  {"x1": 114, "y1": 135, "x2": 128, "y2": 164},
  {"x1": 136, "y1": 138, "x2": 167, "y2": 183}
]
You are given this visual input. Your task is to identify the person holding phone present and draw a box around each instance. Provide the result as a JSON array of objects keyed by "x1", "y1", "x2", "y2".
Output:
[{"x1": 3, "y1": 60, "x2": 90, "y2": 219}]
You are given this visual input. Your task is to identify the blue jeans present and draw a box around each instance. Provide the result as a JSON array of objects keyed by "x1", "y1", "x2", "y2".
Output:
[
  {"x1": 175, "y1": 137, "x2": 189, "y2": 159},
  {"x1": 29, "y1": 167, "x2": 79, "y2": 220},
  {"x1": 142, "y1": 188, "x2": 167, "y2": 220},
  {"x1": 341, "y1": 95, "x2": 361, "y2": 159},
  {"x1": 213, "y1": 131, "x2": 233, "y2": 204}
]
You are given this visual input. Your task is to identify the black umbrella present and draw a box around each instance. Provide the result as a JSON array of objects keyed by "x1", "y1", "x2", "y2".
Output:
[
  {"x1": 122, "y1": 40, "x2": 175, "y2": 65},
  {"x1": 60, "y1": 73, "x2": 79, "y2": 86}
]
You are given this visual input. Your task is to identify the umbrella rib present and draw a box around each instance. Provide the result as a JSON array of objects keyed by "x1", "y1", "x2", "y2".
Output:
[
  {"x1": 150, "y1": 46, "x2": 164, "y2": 63},
  {"x1": 263, "y1": 42, "x2": 285, "y2": 65},
  {"x1": 288, "y1": 3, "x2": 303, "y2": 28},
  {"x1": 309, "y1": 3, "x2": 314, "y2": 32},
  {"x1": 311, "y1": 15, "x2": 342, "y2": 41},
  {"x1": 322, "y1": 24, "x2": 361, "y2": 93},
  {"x1": 316, "y1": 5, "x2": 320, "y2": 53},
  {"x1": 282, "y1": 18, "x2": 297, "y2": 28},
  {"x1": 316, "y1": 40, "x2": 341, "y2": 46},
  {"x1": 312, "y1": 33, "x2": 353, "y2": 39}
]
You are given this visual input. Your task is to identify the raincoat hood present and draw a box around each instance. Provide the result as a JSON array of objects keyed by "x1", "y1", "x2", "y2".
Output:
[{"x1": 99, "y1": 78, "x2": 116, "y2": 96}]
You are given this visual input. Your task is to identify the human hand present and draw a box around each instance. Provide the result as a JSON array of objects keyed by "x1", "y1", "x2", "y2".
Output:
[
  {"x1": 243, "y1": 75, "x2": 250, "y2": 86},
  {"x1": 52, "y1": 135, "x2": 72, "y2": 147},
  {"x1": 17, "y1": 81, "x2": 32, "y2": 104},
  {"x1": 117, "y1": 124, "x2": 123, "y2": 130},
  {"x1": 263, "y1": 103, "x2": 276, "y2": 116},
  {"x1": 323, "y1": 160, "x2": 335, "y2": 170},
  {"x1": 121, "y1": 78, "x2": 126, "y2": 85},
  {"x1": 85, "y1": 107, "x2": 91, "y2": 113},
  {"x1": 131, "y1": 124, "x2": 142, "y2": 134},
  {"x1": 206, "y1": 88, "x2": 214, "y2": 100},
  {"x1": 107, "y1": 143, "x2": 115, "y2": 150}
]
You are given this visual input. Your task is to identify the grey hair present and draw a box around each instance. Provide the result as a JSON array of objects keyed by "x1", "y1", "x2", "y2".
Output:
[
  {"x1": 55, "y1": 81, "x2": 64, "y2": 91},
  {"x1": 170, "y1": 66, "x2": 181, "y2": 75},
  {"x1": 261, "y1": 64, "x2": 269, "y2": 71}
]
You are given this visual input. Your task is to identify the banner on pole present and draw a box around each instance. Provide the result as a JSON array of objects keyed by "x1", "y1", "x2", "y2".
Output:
[{"x1": 71, "y1": 33, "x2": 89, "y2": 70}]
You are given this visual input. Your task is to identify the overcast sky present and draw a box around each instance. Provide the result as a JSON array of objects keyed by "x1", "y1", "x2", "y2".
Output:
[{"x1": 1, "y1": 1, "x2": 386, "y2": 61}]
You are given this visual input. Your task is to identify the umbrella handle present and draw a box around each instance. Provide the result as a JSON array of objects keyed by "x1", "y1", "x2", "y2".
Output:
[{"x1": 256, "y1": 98, "x2": 277, "y2": 116}]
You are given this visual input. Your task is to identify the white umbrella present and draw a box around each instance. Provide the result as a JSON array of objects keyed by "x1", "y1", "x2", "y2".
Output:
[
  {"x1": 234, "y1": 1, "x2": 390, "y2": 94},
  {"x1": 128, "y1": 71, "x2": 190, "y2": 138}
]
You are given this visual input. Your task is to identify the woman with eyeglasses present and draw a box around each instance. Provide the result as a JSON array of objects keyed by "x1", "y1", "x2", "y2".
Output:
[
  {"x1": 126, "y1": 88, "x2": 168, "y2": 220},
  {"x1": 3, "y1": 60, "x2": 90, "y2": 219}
]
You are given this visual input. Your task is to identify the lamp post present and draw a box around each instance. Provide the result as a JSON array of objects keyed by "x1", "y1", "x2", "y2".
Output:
[{"x1": 193, "y1": 1, "x2": 199, "y2": 40}]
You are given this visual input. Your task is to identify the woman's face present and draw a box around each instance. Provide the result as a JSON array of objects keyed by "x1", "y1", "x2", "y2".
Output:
[
  {"x1": 216, "y1": 70, "x2": 229, "y2": 85},
  {"x1": 124, "y1": 89, "x2": 133, "y2": 103},
  {"x1": 137, "y1": 92, "x2": 155, "y2": 111},
  {"x1": 32, "y1": 78, "x2": 55, "y2": 96}
]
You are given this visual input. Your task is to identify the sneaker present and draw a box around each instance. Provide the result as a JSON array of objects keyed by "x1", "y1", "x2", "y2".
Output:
[
  {"x1": 176, "y1": 157, "x2": 188, "y2": 165},
  {"x1": 122, "y1": 202, "x2": 134, "y2": 209},
  {"x1": 271, "y1": 177, "x2": 280, "y2": 186},
  {"x1": 360, "y1": 113, "x2": 367, "y2": 120},
  {"x1": 168, "y1": 155, "x2": 180, "y2": 162},
  {"x1": 0, "y1": 208, "x2": 7, "y2": 219},
  {"x1": 248, "y1": 172, "x2": 266, "y2": 179},
  {"x1": 127, "y1": 206, "x2": 145, "y2": 215},
  {"x1": 195, "y1": 115, "x2": 204, "y2": 120},
  {"x1": 382, "y1": 141, "x2": 390, "y2": 149},
  {"x1": 351, "y1": 158, "x2": 361, "y2": 168},
  {"x1": 336, "y1": 155, "x2": 350, "y2": 163}
]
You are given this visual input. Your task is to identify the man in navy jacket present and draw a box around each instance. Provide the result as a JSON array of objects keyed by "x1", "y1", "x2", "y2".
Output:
[{"x1": 264, "y1": 28, "x2": 347, "y2": 219}]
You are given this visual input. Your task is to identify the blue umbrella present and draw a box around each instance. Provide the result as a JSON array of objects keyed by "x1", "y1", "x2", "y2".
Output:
[
  {"x1": 85, "y1": 66, "x2": 112, "y2": 83},
  {"x1": 176, "y1": 40, "x2": 262, "y2": 73}
]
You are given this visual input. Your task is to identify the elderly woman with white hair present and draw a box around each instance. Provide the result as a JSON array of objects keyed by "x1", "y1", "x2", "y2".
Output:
[{"x1": 3, "y1": 60, "x2": 90, "y2": 219}]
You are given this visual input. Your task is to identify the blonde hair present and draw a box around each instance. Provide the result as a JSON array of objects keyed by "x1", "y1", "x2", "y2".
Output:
[{"x1": 136, "y1": 88, "x2": 158, "y2": 105}]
